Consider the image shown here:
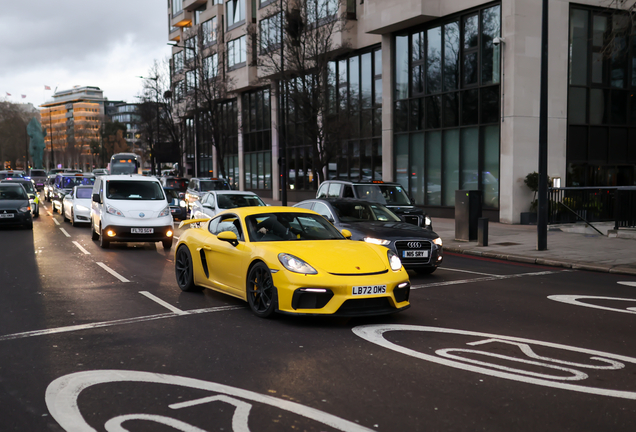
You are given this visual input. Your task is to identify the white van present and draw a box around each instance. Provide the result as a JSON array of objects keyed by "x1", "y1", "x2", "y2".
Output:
[{"x1": 90, "y1": 175, "x2": 174, "y2": 249}]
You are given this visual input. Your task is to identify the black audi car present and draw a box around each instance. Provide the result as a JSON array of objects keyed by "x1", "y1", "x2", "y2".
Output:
[{"x1": 294, "y1": 198, "x2": 443, "y2": 274}]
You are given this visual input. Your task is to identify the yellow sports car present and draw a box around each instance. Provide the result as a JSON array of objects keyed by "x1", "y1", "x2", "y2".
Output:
[{"x1": 175, "y1": 206, "x2": 411, "y2": 317}]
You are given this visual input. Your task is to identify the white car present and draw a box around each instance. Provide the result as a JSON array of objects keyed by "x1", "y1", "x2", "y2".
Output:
[
  {"x1": 90, "y1": 175, "x2": 174, "y2": 249},
  {"x1": 191, "y1": 191, "x2": 266, "y2": 219},
  {"x1": 62, "y1": 186, "x2": 93, "y2": 226}
]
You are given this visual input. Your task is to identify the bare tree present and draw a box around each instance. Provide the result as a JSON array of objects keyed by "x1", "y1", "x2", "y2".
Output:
[
  {"x1": 252, "y1": 0, "x2": 355, "y2": 185},
  {"x1": 0, "y1": 101, "x2": 33, "y2": 169}
]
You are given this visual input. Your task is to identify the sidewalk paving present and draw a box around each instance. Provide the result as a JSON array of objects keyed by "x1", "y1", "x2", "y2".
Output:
[{"x1": 262, "y1": 198, "x2": 636, "y2": 276}]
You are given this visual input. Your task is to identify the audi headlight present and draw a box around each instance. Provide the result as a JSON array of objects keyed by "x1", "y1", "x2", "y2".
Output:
[
  {"x1": 425, "y1": 216, "x2": 432, "y2": 226},
  {"x1": 158, "y1": 206, "x2": 170, "y2": 217},
  {"x1": 387, "y1": 250, "x2": 402, "y2": 271},
  {"x1": 433, "y1": 237, "x2": 443, "y2": 246},
  {"x1": 278, "y1": 253, "x2": 318, "y2": 275},
  {"x1": 106, "y1": 204, "x2": 125, "y2": 217},
  {"x1": 364, "y1": 237, "x2": 391, "y2": 246},
  {"x1": 179, "y1": 200, "x2": 186, "y2": 207}
]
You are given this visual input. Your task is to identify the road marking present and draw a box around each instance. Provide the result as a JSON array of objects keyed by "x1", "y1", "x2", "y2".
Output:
[
  {"x1": 139, "y1": 291, "x2": 186, "y2": 315},
  {"x1": 59, "y1": 227, "x2": 71, "y2": 237},
  {"x1": 72, "y1": 241, "x2": 91, "y2": 255},
  {"x1": 438, "y1": 267, "x2": 499, "y2": 277},
  {"x1": 548, "y1": 295, "x2": 636, "y2": 315},
  {"x1": 0, "y1": 305, "x2": 244, "y2": 342},
  {"x1": 96, "y1": 262, "x2": 130, "y2": 283},
  {"x1": 46, "y1": 211, "x2": 52, "y2": 216},
  {"x1": 618, "y1": 281, "x2": 636, "y2": 287},
  {"x1": 52, "y1": 218, "x2": 60, "y2": 226},
  {"x1": 411, "y1": 270, "x2": 567, "y2": 290}
]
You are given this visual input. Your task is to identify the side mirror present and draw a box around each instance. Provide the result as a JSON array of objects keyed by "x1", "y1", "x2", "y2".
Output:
[
  {"x1": 217, "y1": 230, "x2": 238, "y2": 246},
  {"x1": 341, "y1": 229, "x2": 352, "y2": 239},
  {"x1": 92, "y1": 193, "x2": 101, "y2": 204},
  {"x1": 178, "y1": 192, "x2": 185, "y2": 199},
  {"x1": 202, "y1": 203, "x2": 213, "y2": 209}
]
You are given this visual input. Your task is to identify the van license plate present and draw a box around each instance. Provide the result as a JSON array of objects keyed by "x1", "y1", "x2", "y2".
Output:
[
  {"x1": 131, "y1": 228, "x2": 153, "y2": 234},
  {"x1": 352, "y1": 285, "x2": 386, "y2": 296}
]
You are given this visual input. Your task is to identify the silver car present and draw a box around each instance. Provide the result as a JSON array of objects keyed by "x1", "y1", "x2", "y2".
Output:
[{"x1": 191, "y1": 191, "x2": 267, "y2": 219}]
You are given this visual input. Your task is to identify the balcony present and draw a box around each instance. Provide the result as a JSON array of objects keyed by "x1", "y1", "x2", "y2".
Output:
[
  {"x1": 362, "y1": 0, "x2": 441, "y2": 34},
  {"x1": 183, "y1": 0, "x2": 207, "y2": 11},
  {"x1": 171, "y1": 9, "x2": 193, "y2": 28},
  {"x1": 169, "y1": 26, "x2": 182, "y2": 42}
]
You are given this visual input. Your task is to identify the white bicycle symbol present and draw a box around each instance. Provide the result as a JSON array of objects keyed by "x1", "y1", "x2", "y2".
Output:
[
  {"x1": 46, "y1": 370, "x2": 375, "y2": 432},
  {"x1": 353, "y1": 325, "x2": 636, "y2": 400}
]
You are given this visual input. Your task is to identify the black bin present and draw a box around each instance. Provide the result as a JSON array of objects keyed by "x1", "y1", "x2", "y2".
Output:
[{"x1": 455, "y1": 190, "x2": 482, "y2": 241}]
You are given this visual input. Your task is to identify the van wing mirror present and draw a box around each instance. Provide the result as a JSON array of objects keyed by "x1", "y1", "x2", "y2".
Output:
[{"x1": 92, "y1": 193, "x2": 101, "y2": 204}]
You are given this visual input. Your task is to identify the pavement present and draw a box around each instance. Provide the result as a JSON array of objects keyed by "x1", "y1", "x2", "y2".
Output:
[{"x1": 262, "y1": 198, "x2": 636, "y2": 276}]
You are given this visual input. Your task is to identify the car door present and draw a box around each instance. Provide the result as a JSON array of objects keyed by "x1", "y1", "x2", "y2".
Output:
[
  {"x1": 91, "y1": 178, "x2": 103, "y2": 231},
  {"x1": 201, "y1": 213, "x2": 247, "y2": 294}
]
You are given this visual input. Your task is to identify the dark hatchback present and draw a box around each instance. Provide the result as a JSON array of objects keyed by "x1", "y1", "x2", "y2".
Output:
[
  {"x1": 294, "y1": 198, "x2": 443, "y2": 274},
  {"x1": 164, "y1": 187, "x2": 188, "y2": 220},
  {"x1": 0, "y1": 183, "x2": 33, "y2": 229}
]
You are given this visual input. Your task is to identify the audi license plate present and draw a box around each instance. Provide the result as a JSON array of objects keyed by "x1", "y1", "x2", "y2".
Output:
[
  {"x1": 0, "y1": 214, "x2": 14, "y2": 218},
  {"x1": 131, "y1": 228, "x2": 154, "y2": 234},
  {"x1": 403, "y1": 250, "x2": 428, "y2": 258},
  {"x1": 352, "y1": 285, "x2": 387, "y2": 296}
]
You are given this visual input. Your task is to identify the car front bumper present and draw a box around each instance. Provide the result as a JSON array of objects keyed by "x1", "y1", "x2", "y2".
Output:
[{"x1": 101, "y1": 225, "x2": 174, "y2": 243}]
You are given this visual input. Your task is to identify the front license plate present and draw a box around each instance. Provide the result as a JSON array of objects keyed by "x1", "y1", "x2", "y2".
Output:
[
  {"x1": 131, "y1": 228, "x2": 154, "y2": 234},
  {"x1": 352, "y1": 285, "x2": 387, "y2": 296},
  {"x1": 0, "y1": 214, "x2": 14, "y2": 218},
  {"x1": 403, "y1": 250, "x2": 428, "y2": 258}
]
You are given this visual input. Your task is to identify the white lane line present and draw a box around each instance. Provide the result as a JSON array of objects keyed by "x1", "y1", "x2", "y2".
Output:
[
  {"x1": 411, "y1": 270, "x2": 568, "y2": 290},
  {"x1": 437, "y1": 267, "x2": 499, "y2": 277},
  {"x1": 46, "y1": 211, "x2": 52, "y2": 216},
  {"x1": 52, "y1": 218, "x2": 60, "y2": 226},
  {"x1": 72, "y1": 241, "x2": 91, "y2": 255},
  {"x1": 59, "y1": 228, "x2": 71, "y2": 237},
  {"x1": 0, "y1": 305, "x2": 244, "y2": 342},
  {"x1": 96, "y1": 262, "x2": 130, "y2": 283},
  {"x1": 139, "y1": 291, "x2": 186, "y2": 315}
]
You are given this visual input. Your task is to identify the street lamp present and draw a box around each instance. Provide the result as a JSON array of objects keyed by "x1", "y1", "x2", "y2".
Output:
[
  {"x1": 138, "y1": 75, "x2": 160, "y2": 176},
  {"x1": 168, "y1": 42, "x2": 199, "y2": 178}
]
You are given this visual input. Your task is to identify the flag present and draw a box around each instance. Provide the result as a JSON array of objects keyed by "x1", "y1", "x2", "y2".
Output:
[
  {"x1": 6, "y1": 92, "x2": 10, "y2": 96},
  {"x1": 21, "y1": 95, "x2": 26, "y2": 99},
  {"x1": 44, "y1": 85, "x2": 51, "y2": 90}
]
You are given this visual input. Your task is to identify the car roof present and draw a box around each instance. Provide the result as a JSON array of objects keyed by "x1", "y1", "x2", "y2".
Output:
[
  {"x1": 219, "y1": 206, "x2": 315, "y2": 218},
  {"x1": 208, "y1": 190, "x2": 258, "y2": 196},
  {"x1": 101, "y1": 174, "x2": 160, "y2": 182},
  {"x1": 300, "y1": 197, "x2": 386, "y2": 206},
  {"x1": 1, "y1": 178, "x2": 31, "y2": 183},
  {"x1": 322, "y1": 180, "x2": 400, "y2": 186}
]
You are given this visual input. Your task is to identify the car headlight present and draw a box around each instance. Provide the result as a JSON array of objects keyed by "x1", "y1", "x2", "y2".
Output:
[
  {"x1": 278, "y1": 253, "x2": 318, "y2": 275},
  {"x1": 425, "y1": 216, "x2": 432, "y2": 226},
  {"x1": 106, "y1": 204, "x2": 125, "y2": 217},
  {"x1": 364, "y1": 237, "x2": 391, "y2": 246},
  {"x1": 433, "y1": 237, "x2": 443, "y2": 246},
  {"x1": 76, "y1": 205, "x2": 89, "y2": 212},
  {"x1": 179, "y1": 200, "x2": 186, "y2": 207},
  {"x1": 19, "y1": 206, "x2": 30, "y2": 213},
  {"x1": 387, "y1": 250, "x2": 402, "y2": 271}
]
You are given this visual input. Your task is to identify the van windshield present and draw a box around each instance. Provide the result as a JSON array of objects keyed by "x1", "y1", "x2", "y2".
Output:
[{"x1": 107, "y1": 181, "x2": 165, "y2": 200}]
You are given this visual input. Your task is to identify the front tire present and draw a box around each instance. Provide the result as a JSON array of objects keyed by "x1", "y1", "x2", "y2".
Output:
[
  {"x1": 99, "y1": 225, "x2": 110, "y2": 249},
  {"x1": 70, "y1": 209, "x2": 76, "y2": 227},
  {"x1": 63, "y1": 207, "x2": 69, "y2": 222},
  {"x1": 162, "y1": 238, "x2": 173, "y2": 250},
  {"x1": 91, "y1": 218, "x2": 99, "y2": 240},
  {"x1": 175, "y1": 245, "x2": 200, "y2": 292},
  {"x1": 246, "y1": 262, "x2": 277, "y2": 318}
]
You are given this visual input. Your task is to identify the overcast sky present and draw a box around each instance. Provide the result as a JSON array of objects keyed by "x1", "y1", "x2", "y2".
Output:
[{"x1": 0, "y1": 0, "x2": 170, "y2": 108}]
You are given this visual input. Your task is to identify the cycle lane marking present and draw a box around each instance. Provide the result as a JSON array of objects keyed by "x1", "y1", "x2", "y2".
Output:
[
  {"x1": 139, "y1": 291, "x2": 186, "y2": 315},
  {"x1": 0, "y1": 305, "x2": 244, "y2": 342},
  {"x1": 548, "y1": 295, "x2": 636, "y2": 315},
  {"x1": 411, "y1": 270, "x2": 567, "y2": 289}
]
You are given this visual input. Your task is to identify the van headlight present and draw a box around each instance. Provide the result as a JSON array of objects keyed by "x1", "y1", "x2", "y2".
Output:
[
  {"x1": 158, "y1": 206, "x2": 170, "y2": 217},
  {"x1": 387, "y1": 250, "x2": 402, "y2": 271},
  {"x1": 106, "y1": 204, "x2": 125, "y2": 217}
]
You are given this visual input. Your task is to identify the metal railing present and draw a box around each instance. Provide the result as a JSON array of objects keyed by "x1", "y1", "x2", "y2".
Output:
[{"x1": 548, "y1": 187, "x2": 636, "y2": 229}]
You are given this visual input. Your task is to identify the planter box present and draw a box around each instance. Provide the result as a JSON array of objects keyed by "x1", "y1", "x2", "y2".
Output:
[{"x1": 520, "y1": 212, "x2": 537, "y2": 225}]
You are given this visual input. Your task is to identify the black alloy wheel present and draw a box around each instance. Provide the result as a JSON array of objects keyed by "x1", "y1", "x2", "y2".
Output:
[
  {"x1": 175, "y1": 245, "x2": 200, "y2": 291},
  {"x1": 246, "y1": 262, "x2": 277, "y2": 318}
]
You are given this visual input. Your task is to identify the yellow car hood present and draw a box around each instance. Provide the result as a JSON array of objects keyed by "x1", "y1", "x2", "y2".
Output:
[{"x1": 262, "y1": 240, "x2": 389, "y2": 275}]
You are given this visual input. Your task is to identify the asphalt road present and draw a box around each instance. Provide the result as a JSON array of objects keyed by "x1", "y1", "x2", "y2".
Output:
[{"x1": 1, "y1": 197, "x2": 635, "y2": 431}]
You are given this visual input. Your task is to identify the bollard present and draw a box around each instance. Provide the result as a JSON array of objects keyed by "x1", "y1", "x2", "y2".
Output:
[{"x1": 478, "y1": 217, "x2": 489, "y2": 246}]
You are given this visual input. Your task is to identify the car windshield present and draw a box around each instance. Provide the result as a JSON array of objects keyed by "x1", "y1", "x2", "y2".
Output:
[
  {"x1": 165, "y1": 178, "x2": 188, "y2": 189},
  {"x1": 75, "y1": 188, "x2": 93, "y2": 199},
  {"x1": 331, "y1": 201, "x2": 401, "y2": 222},
  {"x1": 353, "y1": 184, "x2": 412, "y2": 206},
  {"x1": 30, "y1": 170, "x2": 46, "y2": 177},
  {"x1": 0, "y1": 172, "x2": 25, "y2": 179},
  {"x1": 200, "y1": 180, "x2": 231, "y2": 191},
  {"x1": 218, "y1": 194, "x2": 266, "y2": 209},
  {"x1": 0, "y1": 185, "x2": 27, "y2": 200},
  {"x1": 246, "y1": 212, "x2": 344, "y2": 242},
  {"x1": 62, "y1": 176, "x2": 94, "y2": 188},
  {"x1": 18, "y1": 182, "x2": 35, "y2": 194},
  {"x1": 107, "y1": 180, "x2": 165, "y2": 200}
]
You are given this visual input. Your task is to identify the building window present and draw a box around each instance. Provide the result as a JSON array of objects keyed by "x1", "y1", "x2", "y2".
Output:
[
  {"x1": 228, "y1": 36, "x2": 247, "y2": 68},
  {"x1": 226, "y1": 0, "x2": 245, "y2": 28},
  {"x1": 204, "y1": 54, "x2": 219, "y2": 78},
  {"x1": 567, "y1": 5, "x2": 636, "y2": 187},
  {"x1": 173, "y1": 51, "x2": 184, "y2": 73},
  {"x1": 186, "y1": 70, "x2": 197, "y2": 93},
  {"x1": 307, "y1": 0, "x2": 339, "y2": 24},
  {"x1": 194, "y1": 4, "x2": 207, "y2": 25},
  {"x1": 393, "y1": 4, "x2": 501, "y2": 208},
  {"x1": 172, "y1": 0, "x2": 183, "y2": 16},
  {"x1": 185, "y1": 36, "x2": 197, "y2": 63},
  {"x1": 259, "y1": 13, "x2": 281, "y2": 53},
  {"x1": 243, "y1": 88, "x2": 272, "y2": 190},
  {"x1": 202, "y1": 17, "x2": 217, "y2": 45}
]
